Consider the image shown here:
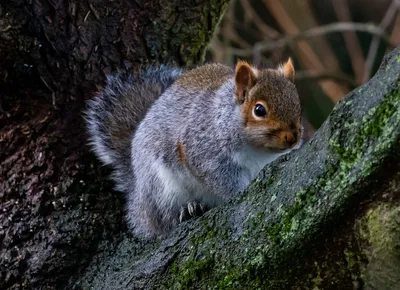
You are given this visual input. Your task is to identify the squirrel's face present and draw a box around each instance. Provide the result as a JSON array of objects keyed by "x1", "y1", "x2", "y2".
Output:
[{"x1": 235, "y1": 59, "x2": 302, "y2": 152}]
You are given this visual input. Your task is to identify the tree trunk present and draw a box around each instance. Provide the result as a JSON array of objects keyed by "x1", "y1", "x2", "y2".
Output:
[{"x1": 0, "y1": 1, "x2": 229, "y2": 289}]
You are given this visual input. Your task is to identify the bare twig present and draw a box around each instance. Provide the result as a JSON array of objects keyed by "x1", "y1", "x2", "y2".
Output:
[
  {"x1": 262, "y1": 0, "x2": 348, "y2": 103},
  {"x1": 295, "y1": 70, "x2": 358, "y2": 88},
  {"x1": 332, "y1": 0, "x2": 365, "y2": 85},
  {"x1": 216, "y1": 0, "x2": 244, "y2": 65},
  {"x1": 240, "y1": 0, "x2": 280, "y2": 39},
  {"x1": 1, "y1": 25, "x2": 12, "y2": 33},
  {"x1": 228, "y1": 47, "x2": 272, "y2": 67},
  {"x1": 390, "y1": 13, "x2": 400, "y2": 46},
  {"x1": 362, "y1": 0, "x2": 400, "y2": 83},
  {"x1": 225, "y1": 28, "x2": 252, "y2": 49},
  {"x1": 40, "y1": 76, "x2": 57, "y2": 108},
  {"x1": 208, "y1": 37, "x2": 225, "y2": 63},
  {"x1": 240, "y1": 0, "x2": 252, "y2": 24},
  {"x1": 231, "y1": 22, "x2": 394, "y2": 62},
  {"x1": 213, "y1": 0, "x2": 270, "y2": 65},
  {"x1": 233, "y1": 20, "x2": 265, "y2": 42},
  {"x1": 88, "y1": 1, "x2": 100, "y2": 21},
  {"x1": 84, "y1": 11, "x2": 91, "y2": 22},
  {"x1": 253, "y1": 22, "x2": 393, "y2": 61}
]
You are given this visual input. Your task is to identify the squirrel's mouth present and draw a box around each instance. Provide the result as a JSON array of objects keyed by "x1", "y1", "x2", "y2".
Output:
[
  {"x1": 263, "y1": 146, "x2": 290, "y2": 154},
  {"x1": 264, "y1": 141, "x2": 300, "y2": 153}
]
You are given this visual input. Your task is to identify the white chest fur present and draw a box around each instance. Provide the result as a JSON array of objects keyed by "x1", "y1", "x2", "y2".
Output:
[{"x1": 232, "y1": 145, "x2": 284, "y2": 184}]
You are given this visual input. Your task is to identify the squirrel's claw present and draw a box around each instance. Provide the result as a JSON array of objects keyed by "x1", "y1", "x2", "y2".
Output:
[
  {"x1": 179, "y1": 206, "x2": 187, "y2": 223},
  {"x1": 188, "y1": 201, "x2": 206, "y2": 217},
  {"x1": 187, "y1": 202, "x2": 196, "y2": 216},
  {"x1": 179, "y1": 201, "x2": 206, "y2": 223}
]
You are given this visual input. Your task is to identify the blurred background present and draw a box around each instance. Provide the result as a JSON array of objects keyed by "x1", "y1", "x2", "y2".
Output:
[{"x1": 206, "y1": 0, "x2": 400, "y2": 133}]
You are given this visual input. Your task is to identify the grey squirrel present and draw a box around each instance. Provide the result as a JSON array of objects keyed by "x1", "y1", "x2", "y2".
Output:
[{"x1": 85, "y1": 59, "x2": 304, "y2": 238}]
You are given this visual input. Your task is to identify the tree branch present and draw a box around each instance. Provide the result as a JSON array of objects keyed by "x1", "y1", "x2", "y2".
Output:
[
  {"x1": 332, "y1": 0, "x2": 365, "y2": 84},
  {"x1": 362, "y1": 0, "x2": 400, "y2": 83},
  {"x1": 239, "y1": 0, "x2": 280, "y2": 39},
  {"x1": 295, "y1": 70, "x2": 358, "y2": 88}
]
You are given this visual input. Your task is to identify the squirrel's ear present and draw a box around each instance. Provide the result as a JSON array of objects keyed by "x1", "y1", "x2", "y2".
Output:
[
  {"x1": 279, "y1": 58, "x2": 295, "y2": 83},
  {"x1": 235, "y1": 61, "x2": 257, "y2": 103}
]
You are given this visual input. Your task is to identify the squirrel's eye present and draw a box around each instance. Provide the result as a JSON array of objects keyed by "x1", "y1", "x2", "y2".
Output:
[{"x1": 254, "y1": 104, "x2": 267, "y2": 117}]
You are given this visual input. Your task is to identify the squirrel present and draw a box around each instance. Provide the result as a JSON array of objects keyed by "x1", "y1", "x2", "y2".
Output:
[{"x1": 85, "y1": 59, "x2": 304, "y2": 238}]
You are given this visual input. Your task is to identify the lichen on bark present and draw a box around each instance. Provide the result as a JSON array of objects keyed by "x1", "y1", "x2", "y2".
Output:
[{"x1": 357, "y1": 202, "x2": 400, "y2": 289}]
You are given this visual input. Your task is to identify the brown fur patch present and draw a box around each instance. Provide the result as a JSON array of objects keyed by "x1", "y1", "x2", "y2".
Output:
[
  {"x1": 176, "y1": 142, "x2": 188, "y2": 166},
  {"x1": 175, "y1": 63, "x2": 232, "y2": 91}
]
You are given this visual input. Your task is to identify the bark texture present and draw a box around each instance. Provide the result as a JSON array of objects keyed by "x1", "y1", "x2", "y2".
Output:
[
  {"x1": 73, "y1": 46, "x2": 400, "y2": 289},
  {"x1": 0, "y1": 1, "x2": 228, "y2": 289}
]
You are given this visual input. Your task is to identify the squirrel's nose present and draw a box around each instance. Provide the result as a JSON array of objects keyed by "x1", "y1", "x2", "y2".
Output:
[{"x1": 284, "y1": 131, "x2": 297, "y2": 147}]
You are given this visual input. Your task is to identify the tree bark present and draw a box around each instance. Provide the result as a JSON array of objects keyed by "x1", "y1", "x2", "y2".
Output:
[{"x1": 0, "y1": 1, "x2": 228, "y2": 289}]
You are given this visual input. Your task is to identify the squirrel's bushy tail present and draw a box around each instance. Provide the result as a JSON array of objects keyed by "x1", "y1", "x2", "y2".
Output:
[{"x1": 85, "y1": 66, "x2": 183, "y2": 192}]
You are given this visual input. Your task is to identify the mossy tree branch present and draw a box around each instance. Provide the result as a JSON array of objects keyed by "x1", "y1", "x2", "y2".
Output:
[{"x1": 74, "y1": 46, "x2": 400, "y2": 289}]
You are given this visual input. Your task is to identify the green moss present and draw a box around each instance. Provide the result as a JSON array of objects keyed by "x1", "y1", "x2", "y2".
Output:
[
  {"x1": 263, "y1": 187, "x2": 320, "y2": 245},
  {"x1": 330, "y1": 89, "x2": 400, "y2": 165},
  {"x1": 343, "y1": 248, "x2": 363, "y2": 273},
  {"x1": 190, "y1": 219, "x2": 217, "y2": 246},
  {"x1": 181, "y1": 29, "x2": 207, "y2": 64},
  {"x1": 168, "y1": 259, "x2": 214, "y2": 289},
  {"x1": 365, "y1": 206, "x2": 400, "y2": 250},
  {"x1": 178, "y1": 0, "x2": 229, "y2": 64},
  {"x1": 311, "y1": 261, "x2": 323, "y2": 288},
  {"x1": 356, "y1": 204, "x2": 400, "y2": 289},
  {"x1": 216, "y1": 272, "x2": 242, "y2": 289}
]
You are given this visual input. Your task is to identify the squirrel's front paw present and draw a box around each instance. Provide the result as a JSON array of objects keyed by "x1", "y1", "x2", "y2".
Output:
[{"x1": 179, "y1": 201, "x2": 206, "y2": 222}]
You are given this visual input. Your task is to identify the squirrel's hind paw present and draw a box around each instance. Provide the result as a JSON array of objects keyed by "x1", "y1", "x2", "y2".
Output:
[{"x1": 179, "y1": 201, "x2": 207, "y2": 223}]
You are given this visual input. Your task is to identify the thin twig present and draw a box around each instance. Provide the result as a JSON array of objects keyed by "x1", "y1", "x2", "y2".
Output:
[
  {"x1": 88, "y1": 1, "x2": 100, "y2": 21},
  {"x1": 234, "y1": 22, "x2": 394, "y2": 61},
  {"x1": 240, "y1": 0, "x2": 252, "y2": 25},
  {"x1": 84, "y1": 11, "x2": 91, "y2": 22},
  {"x1": 40, "y1": 76, "x2": 56, "y2": 108},
  {"x1": 254, "y1": 22, "x2": 393, "y2": 57},
  {"x1": 261, "y1": 0, "x2": 335, "y2": 72},
  {"x1": 225, "y1": 28, "x2": 252, "y2": 49},
  {"x1": 1, "y1": 25, "x2": 12, "y2": 33},
  {"x1": 390, "y1": 13, "x2": 400, "y2": 46},
  {"x1": 239, "y1": 0, "x2": 280, "y2": 39},
  {"x1": 263, "y1": 0, "x2": 350, "y2": 104},
  {"x1": 332, "y1": 0, "x2": 365, "y2": 85},
  {"x1": 221, "y1": 0, "x2": 237, "y2": 65},
  {"x1": 362, "y1": 0, "x2": 400, "y2": 83},
  {"x1": 233, "y1": 20, "x2": 266, "y2": 42},
  {"x1": 295, "y1": 70, "x2": 358, "y2": 88}
]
